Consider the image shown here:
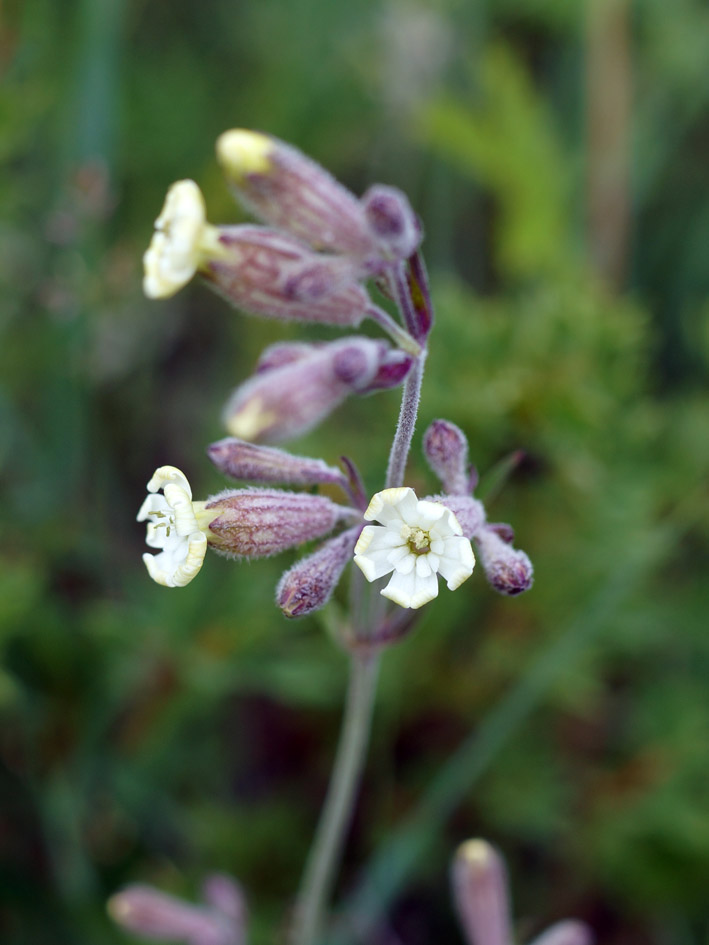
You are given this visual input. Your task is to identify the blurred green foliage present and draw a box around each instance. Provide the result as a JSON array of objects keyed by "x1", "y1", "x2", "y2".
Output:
[{"x1": 1, "y1": 1, "x2": 709, "y2": 944}]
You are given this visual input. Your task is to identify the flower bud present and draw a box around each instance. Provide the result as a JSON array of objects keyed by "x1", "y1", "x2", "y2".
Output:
[
  {"x1": 206, "y1": 225, "x2": 370, "y2": 327},
  {"x1": 207, "y1": 438, "x2": 346, "y2": 488},
  {"x1": 362, "y1": 184, "x2": 421, "y2": 260},
  {"x1": 423, "y1": 419, "x2": 471, "y2": 494},
  {"x1": 107, "y1": 884, "x2": 237, "y2": 945},
  {"x1": 406, "y1": 249, "x2": 435, "y2": 340},
  {"x1": 201, "y1": 875, "x2": 247, "y2": 937},
  {"x1": 216, "y1": 130, "x2": 373, "y2": 256},
  {"x1": 204, "y1": 489, "x2": 353, "y2": 558},
  {"x1": 451, "y1": 840, "x2": 512, "y2": 945},
  {"x1": 222, "y1": 337, "x2": 406, "y2": 443},
  {"x1": 353, "y1": 347, "x2": 414, "y2": 393},
  {"x1": 277, "y1": 526, "x2": 361, "y2": 617},
  {"x1": 529, "y1": 921, "x2": 593, "y2": 945},
  {"x1": 474, "y1": 526, "x2": 534, "y2": 596}
]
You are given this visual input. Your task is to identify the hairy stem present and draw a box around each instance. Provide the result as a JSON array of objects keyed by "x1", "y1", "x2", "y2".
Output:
[
  {"x1": 385, "y1": 353, "x2": 426, "y2": 489},
  {"x1": 290, "y1": 652, "x2": 380, "y2": 945}
]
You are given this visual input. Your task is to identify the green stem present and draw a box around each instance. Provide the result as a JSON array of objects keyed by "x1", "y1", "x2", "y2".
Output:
[{"x1": 290, "y1": 651, "x2": 380, "y2": 945}]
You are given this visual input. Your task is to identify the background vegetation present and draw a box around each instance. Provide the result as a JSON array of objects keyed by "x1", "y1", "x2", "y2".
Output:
[{"x1": 1, "y1": 1, "x2": 709, "y2": 943}]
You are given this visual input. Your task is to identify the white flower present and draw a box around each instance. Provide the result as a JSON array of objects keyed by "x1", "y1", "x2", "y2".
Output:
[
  {"x1": 353, "y1": 487, "x2": 474, "y2": 609},
  {"x1": 143, "y1": 180, "x2": 224, "y2": 299},
  {"x1": 137, "y1": 466, "x2": 211, "y2": 587}
]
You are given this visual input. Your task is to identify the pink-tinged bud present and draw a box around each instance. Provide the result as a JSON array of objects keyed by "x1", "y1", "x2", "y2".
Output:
[
  {"x1": 207, "y1": 438, "x2": 346, "y2": 488},
  {"x1": 354, "y1": 347, "x2": 414, "y2": 393},
  {"x1": 474, "y1": 527, "x2": 534, "y2": 596},
  {"x1": 451, "y1": 840, "x2": 512, "y2": 945},
  {"x1": 528, "y1": 921, "x2": 593, "y2": 945},
  {"x1": 204, "y1": 489, "x2": 353, "y2": 558},
  {"x1": 431, "y1": 495, "x2": 486, "y2": 540},
  {"x1": 362, "y1": 185, "x2": 421, "y2": 260},
  {"x1": 423, "y1": 420, "x2": 471, "y2": 494},
  {"x1": 486, "y1": 522, "x2": 515, "y2": 544},
  {"x1": 107, "y1": 884, "x2": 237, "y2": 945},
  {"x1": 222, "y1": 337, "x2": 406, "y2": 443},
  {"x1": 276, "y1": 526, "x2": 361, "y2": 617},
  {"x1": 253, "y1": 341, "x2": 315, "y2": 373},
  {"x1": 201, "y1": 875, "x2": 247, "y2": 939},
  {"x1": 216, "y1": 130, "x2": 374, "y2": 256},
  {"x1": 205, "y1": 226, "x2": 370, "y2": 327}
]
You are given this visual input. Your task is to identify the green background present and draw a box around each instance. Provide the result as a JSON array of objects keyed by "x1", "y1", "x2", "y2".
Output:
[{"x1": 2, "y1": 0, "x2": 709, "y2": 942}]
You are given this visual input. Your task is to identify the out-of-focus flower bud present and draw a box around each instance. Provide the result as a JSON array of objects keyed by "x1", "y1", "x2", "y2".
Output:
[
  {"x1": 361, "y1": 184, "x2": 421, "y2": 260},
  {"x1": 474, "y1": 526, "x2": 534, "y2": 596},
  {"x1": 432, "y1": 495, "x2": 486, "y2": 540},
  {"x1": 207, "y1": 438, "x2": 346, "y2": 489},
  {"x1": 423, "y1": 419, "x2": 471, "y2": 495},
  {"x1": 451, "y1": 840, "x2": 512, "y2": 945},
  {"x1": 277, "y1": 526, "x2": 361, "y2": 617},
  {"x1": 204, "y1": 489, "x2": 354, "y2": 558},
  {"x1": 528, "y1": 921, "x2": 593, "y2": 945},
  {"x1": 201, "y1": 875, "x2": 247, "y2": 939},
  {"x1": 222, "y1": 337, "x2": 410, "y2": 443},
  {"x1": 216, "y1": 129, "x2": 373, "y2": 256},
  {"x1": 107, "y1": 883, "x2": 238, "y2": 945},
  {"x1": 451, "y1": 840, "x2": 592, "y2": 945},
  {"x1": 206, "y1": 225, "x2": 371, "y2": 327}
]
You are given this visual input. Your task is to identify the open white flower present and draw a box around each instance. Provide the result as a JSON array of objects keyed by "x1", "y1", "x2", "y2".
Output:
[
  {"x1": 143, "y1": 180, "x2": 224, "y2": 298},
  {"x1": 353, "y1": 487, "x2": 474, "y2": 609},
  {"x1": 137, "y1": 466, "x2": 212, "y2": 587}
]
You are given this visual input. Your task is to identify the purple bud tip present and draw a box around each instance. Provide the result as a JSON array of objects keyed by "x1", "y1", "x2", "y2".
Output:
[
  {"x1": 362, "y1": 185, "x2": 420, "y2": 259},
  {"x1": 486, "y1": 522, "x2": 515, "y2": 544},
  {"x1": 276, "y1": 527, "x2": 360, "y2": 617},
  {"x1": 423, "y1": 420, "x2": 471, "y2": 495},
  {"x1": 475, "y1": 528, "x2": 533, "y2": 596}
]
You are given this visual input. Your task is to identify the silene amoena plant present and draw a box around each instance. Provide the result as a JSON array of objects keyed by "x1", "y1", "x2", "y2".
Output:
[{"x1": 111, "y1": 131, "x2": 589, "y2": 945}]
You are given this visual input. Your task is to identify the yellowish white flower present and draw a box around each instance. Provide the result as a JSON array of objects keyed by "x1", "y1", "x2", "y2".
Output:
[
  {"x1": 353, "y1": 487, "x2": 474, "y2": 609},
  {"x1": 143, "y1": 180, "x2": 225, "y2": 298},
  {"x1": 137, "y1": 466, "x2": 213, "y2": 587}
]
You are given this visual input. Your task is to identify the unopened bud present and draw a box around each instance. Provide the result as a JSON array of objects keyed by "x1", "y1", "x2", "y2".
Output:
[
  {"x1": 207, "y1": 438, "x2": 346, "y2": 488},
  {"x1": 529, "y1": 921, "x2": 593, "y2": 945},
  {"x1": 353, "y1": 347, "x2": 414, "y2": 393},
  {"x1": 204, "y1": 489, "x2": 353, "y2": 557},
  {"x1": 222, "y1": 337, "x2": 406, "y2": 443},
  {"x1": 201, "y1": 875, "x2": 247, "y2": 940},
  {"x1": 216, "y1": 130, "x2": 373, "y2": 256},
  {"x1": 423, "y1": 420, "x2": 471, "y2": 494},
  {"x1": 277, "y1": 526, "x2": 361, "y2": 617},
  {"x1": 107, "y1": 884, "x2": 236, "y2": 945},
  {"x1": 451, "y1": 840, "x2": 512, "y2": 945},
  {"x1": 206, "y1": 226, "x2": 370, "y2": 327},
  {"x1": 474, "y1": 527, "x2": 534, "y2": 596},
  {"x1": 362, "y1": 184, "x2": 420, "y2": 260}
]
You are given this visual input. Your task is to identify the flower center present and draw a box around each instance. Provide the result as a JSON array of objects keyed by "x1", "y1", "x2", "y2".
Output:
[
  {"x1": 401, "y1": 524, "x2": 431, "y2": 555},
  {"x1": 152, "y1": 508, "x2": 176, "y2": 538}
]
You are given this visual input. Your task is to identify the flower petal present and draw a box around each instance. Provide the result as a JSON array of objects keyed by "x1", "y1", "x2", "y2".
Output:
[{"x1": 381, "y1": 568, "x2": 439, "y2": 609}]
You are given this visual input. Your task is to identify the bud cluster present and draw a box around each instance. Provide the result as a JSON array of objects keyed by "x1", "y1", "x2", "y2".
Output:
[{"x1": 423, "y1": 419, "x2": 534, "y2": 596}]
